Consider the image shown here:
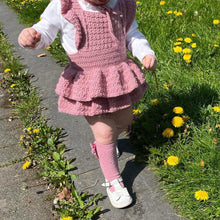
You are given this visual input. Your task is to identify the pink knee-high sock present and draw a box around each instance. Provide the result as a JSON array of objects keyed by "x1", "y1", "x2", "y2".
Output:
[{"x1": 95, "y1": 142, "x2": 120, "y2": 182}]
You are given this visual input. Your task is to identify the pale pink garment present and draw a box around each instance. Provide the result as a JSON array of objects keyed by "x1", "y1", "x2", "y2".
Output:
[{"x1": 55, "y1": 0, "x2": 148, "y2": 116}]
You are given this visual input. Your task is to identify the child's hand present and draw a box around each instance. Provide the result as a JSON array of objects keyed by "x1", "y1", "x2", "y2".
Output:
[
  {"x1": 18, "y1": 28, "x2": 41, "y2": 48},
  {"x1": 142, "y1": 55, "x2": 157, "y2": 71}
]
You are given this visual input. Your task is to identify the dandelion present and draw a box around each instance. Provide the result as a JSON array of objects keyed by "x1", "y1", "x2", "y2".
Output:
[
  {"x1": 28, "y1": 146, "x2": 33, "y2": 151},
  {"x1": 160, "y1": 1, "x2": 165, "y2": 5},
  {"x1": 182, "y1": 48, "x2": 191, "y2": 54},
  {"x1": 173, "y1": 46, "x2": 182, "y2": 53},
  {"x1": 213, "y1": 137, "x2": 218, "y2": 144},
  {"x1": 194, "y1": 190, "x2": 209, "y2": 201},
  {"x1": 173, "y1": 106, "x2": 184, "y2": 114},
  {"x1": 191, "y1": 43, "x2": 197, "y2": 48},
  {"x1": 192, "y1": 33, "x2": 196, "y2": 37},
  {"x1": 27, "y1": 127, "x2": 32, "y2": 131},
  {"x1": 4, "y1": 68, "x2": 11, "y2": 73},
  {"x1": 162, "y1": 128, "x2": 174, "y2": 138},
  {"x1": 46, "y1": 46, "x2": 51, "y2": 50},
  {"x1": 174, "y1": 42, "x2": 182, "y2": 46},
  {"x1": 183, "y1": 53, "x2": 192, "y2": 61},
  {"x1": 174, "y1": 11, "x2": 177, "y2": 15},
  {"x1": 151, "y1": 99, "x2": 158, "y2": 105},
  {"x1": 184, "y1": 128, "x2": 187, "y2": 134},
  {"x1": 185, "y1": 59, "x2": 191, "y2": 64},
  {"x1": 213, "y1": 19, "x2": 219, "y2": 25},
  {"x1": 33, "y1": 128, "x2": 40, "y2": 134},
  {"x1": 133, "y1": 109, "x2": 142, "y2": 114},
  {"x1": 167, "y1": 10, "x2": 172, "y2": 14},
  {"x1": 10, "y1": 84, "x2": 16, "y2": 88},
  {"x1": 200, "y1": 160, "x2": 205, "y2": 167},
  {"x1": 61, "y1": 217, "x2": 73, "y2": 220},
  {"x1": 213, "y1": 106, "x2": 220, "y2": 112},
  {"x1": 176, "y1": 12, "x2": 183, "y2": 16},
  {"x1": 214, "y1": 44, "x2": 219, "y2": 47},
  {"x1": 167, "y1": 156, "x2": 179, "y2": 166},
  {"x1": 164, "y1": 83, "x2": 169, "y2": 90},
  {"x1": 20, "y1": 135, "x2": 25, "y2": 140},
  {"x1": 176, "y1": 38, "x2": 183, "y2": 41},
  {"x1": 22, "y1": 160, "x2": 31, "y2": 170},
  {"x1": 184, "y1": 38, "x2": 192, "y2": 43},
  {"x1": 172, "y1": 116, "x2": 184, "y2": 127}
]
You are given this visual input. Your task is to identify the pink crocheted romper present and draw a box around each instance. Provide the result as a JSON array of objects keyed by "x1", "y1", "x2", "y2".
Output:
[{"x1": 55, "y1": 0, "x2": 148, "y2": 116}]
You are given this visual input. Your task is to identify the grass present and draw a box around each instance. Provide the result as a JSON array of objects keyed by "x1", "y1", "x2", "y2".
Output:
[{"x1": 1, "y1": 0, "x2": 220, "y2": 219}]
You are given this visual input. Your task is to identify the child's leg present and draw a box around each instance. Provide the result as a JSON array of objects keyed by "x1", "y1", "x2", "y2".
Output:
[
  {"x1": 85, "y1": 107, "x2": 133, "y2": 181},
  {"x1": 85, "y1": 107, "x2": 133, "y2": 208}
]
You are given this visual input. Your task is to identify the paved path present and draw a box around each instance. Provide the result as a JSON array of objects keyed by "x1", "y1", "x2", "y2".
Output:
[{"x1": 0, "y1": 2, "x2": 181, "y2": 219}]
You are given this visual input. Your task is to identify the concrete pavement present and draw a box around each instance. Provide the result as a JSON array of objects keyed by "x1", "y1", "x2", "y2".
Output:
[{"x1": 0, "y1": 2, "x2": 182, "y2": 219}]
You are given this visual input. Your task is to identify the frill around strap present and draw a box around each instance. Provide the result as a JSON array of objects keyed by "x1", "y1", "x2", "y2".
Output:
[
  {"x1": 57, "y1": 82, "x2": 148, "y2": 116},
  {"x1": 55, "y1": 59, "x2": 146, "y2": 101}
]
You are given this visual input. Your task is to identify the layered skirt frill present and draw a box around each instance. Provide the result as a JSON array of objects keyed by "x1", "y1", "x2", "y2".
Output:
[{"x1": 55, "y1": 58, "x2": 148, "y2": 116}]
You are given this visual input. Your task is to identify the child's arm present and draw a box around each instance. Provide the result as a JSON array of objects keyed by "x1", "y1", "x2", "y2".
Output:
[
  {"x1": 18, "y1": 0, "x2": 61, "y2": 49},
  {"x1": 126, "y1": 20, "x2": 157, "y2": 71}
]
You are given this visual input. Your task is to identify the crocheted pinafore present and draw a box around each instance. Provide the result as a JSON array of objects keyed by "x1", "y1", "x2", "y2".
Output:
[{"x1": 55, "y1": 0, "x2": 148, "y2": 116}]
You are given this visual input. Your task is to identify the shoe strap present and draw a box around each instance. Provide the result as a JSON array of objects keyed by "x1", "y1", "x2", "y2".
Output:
[{"x1": 101, "y1": 177, "x2": 123, "y2": 187}]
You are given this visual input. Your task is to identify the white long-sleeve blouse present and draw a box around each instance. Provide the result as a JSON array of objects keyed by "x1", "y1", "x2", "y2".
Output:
[{"x1": 32, "y1": 0, "x2": 156, "y2": 62}]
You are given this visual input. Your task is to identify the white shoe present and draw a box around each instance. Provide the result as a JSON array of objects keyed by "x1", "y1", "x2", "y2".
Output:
[{"x1": 102, "y1": 177, "x2": 132, "y2": 208}]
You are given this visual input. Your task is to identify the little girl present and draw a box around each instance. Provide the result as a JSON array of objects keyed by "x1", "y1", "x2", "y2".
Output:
[{"x1": 18, "y1": 0, "x2": 157, "y2": 209}]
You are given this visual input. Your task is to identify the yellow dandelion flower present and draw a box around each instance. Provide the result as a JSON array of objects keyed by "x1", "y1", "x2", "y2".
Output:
[
  {"x1": 192, "y1": 33, "x2": 196, "y2": 37},
  {"x1": 174, "y1": 11, "x2": 177, "y2": 14},
  {"x1": 185, "y1": 59, "x2": 191, "y2": 64},
  {"x1": 27, "y1": 127, "x2": 32, "y2": 131},
  {"x1": 167, "y1": 156, "x2": 179, "y2": 166},
  {"x1": 191, "y1": 43, "x2": 197, "y2": 48},
  {"x1": 160, "y1": 1, "x2": 165, "y2": 5},
  {"x1": 28, "y1": 146, "x2": 33, "y2": 151},
  {"x1": 20, "y1": 1, "x2": 25, "y2": 4},
  {"x1": 61, "y1": 217, "x2": 73, "y2": 220},
  {"x1": 167, "y1": 10, "x2": 172, "y2": 15},
  {"x1": 182, "y1": 48, "x2": 191, "y2": 54},
  {"x1": 184, "y1": 38, "x2": 192, "y2": 43},
  {"x1": 173, "y1": 106, "x2": 184, "y2": 114},
  {"x1": 194, "y1": 190, "x2": 209, "y2": 201},
  {"x1": 213, "y1": 106, "x2": 220, "y2": 112},
  {"x1": 172, "y1": 116, "x2": 184, "y2": 128},
  {"x1": 184, "y1": 128, "x2": 187, "y2": 134},
  {"x1": 22, "y1": 160, "x2": 31, "y2": 170},
  {"x1": 173, "y1": 46, "x2": 182, "y2": 53},
  {"x1": 183, "y1": 53, "x2": 192, "y2": 61},
  {"x1": 164, "y1": 83, "x2": 169, "y2": 90},
  {"x1": 214, "y1": 44, "x2": 219, "y2": 47},
  {"x1": 162, "y1": 128, "x2": 174, "y2": 138},
  {"x1": 11, "y1": 101, "x2": 16, "y2": 105},
  {"x1": 200, "y1": 160, "x2": 205, "y2": 167},
  {"x1": 174, "y1": 42, "x2": 182, "y2": 46},
  {"x1": 33, "y1": 128, "x2": 40, "y2": 134},
  {"x1": 213, "y1": 137, "x2": 218, "y2": 144},
  {"x1": 176, "y1": 12, "x2": 183, "y2": 16},
  {"x1": 4, "y1": 68, "x2": 11, "y2": 73},
  {"x1": 20, "y1": 135, "x2": 25, "y2": 140},
  {"x1": 10, "y1": 84, "x2": 16, "y2": 88},
  {"x1": 176, "y1": 38, "x2": 183, "y2": 41},
  {"x1": 151, "y1": 99, "x2": 158, "y2": 105},
  {"x1": 213, "y1": 19, "x2": 219, "y2": 25},
  {"x1": 46, "y1": 46, "x2": 51, "y2": 50},
  {"x1": 133, "y1": 109, "x2": 142, "y2": 115},
  {"x1": 39, "y1": 17, "x2": 42, "y2": 20}
]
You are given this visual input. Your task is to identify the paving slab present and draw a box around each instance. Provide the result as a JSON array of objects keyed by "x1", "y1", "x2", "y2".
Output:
[{"x1": 0, "y1": 2, "x2": 182, "y2": 219}]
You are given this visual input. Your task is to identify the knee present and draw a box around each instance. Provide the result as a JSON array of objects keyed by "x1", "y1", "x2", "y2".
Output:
[{"x1": 95, "y1": 127, "x2": 116, "y2": 144}]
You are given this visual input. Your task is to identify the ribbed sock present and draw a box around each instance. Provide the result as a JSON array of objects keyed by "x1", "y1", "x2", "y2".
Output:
[{"x1": 95, "y1": 142, "x2": 124, "y2": 192}]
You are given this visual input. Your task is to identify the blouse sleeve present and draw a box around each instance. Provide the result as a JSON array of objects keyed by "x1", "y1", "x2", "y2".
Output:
[
  {"x1": 126, "y1": 20, "x2": 156, "y2": 62},
  {"x1": 32, "y1": 0, "x2": 62, "y2": 49}
]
